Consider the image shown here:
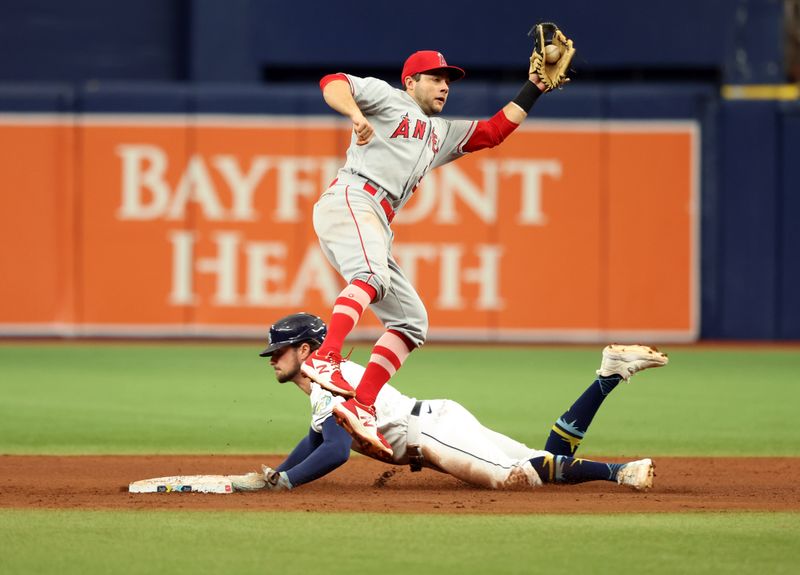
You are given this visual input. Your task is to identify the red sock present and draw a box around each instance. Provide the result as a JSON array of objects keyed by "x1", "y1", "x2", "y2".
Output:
[
  {"x1": 355, "y1": 329, "x2": 416, "y2": 405},
  {"x1": 319, "y1": 280, "x2": 376, "y2": 355}
]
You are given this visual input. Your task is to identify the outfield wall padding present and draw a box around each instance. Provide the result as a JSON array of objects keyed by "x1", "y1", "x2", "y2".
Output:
[{"x1": 0, "y1": 82, "x2": 796, "y2": 340}]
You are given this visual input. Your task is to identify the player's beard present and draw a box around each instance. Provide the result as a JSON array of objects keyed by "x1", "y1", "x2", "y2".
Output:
[{"x1": 274, "y1": 361, "x2": 301, "y2": 383}]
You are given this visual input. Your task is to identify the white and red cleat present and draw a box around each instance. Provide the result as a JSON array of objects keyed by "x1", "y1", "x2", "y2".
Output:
[
  {"x1": 301, "y1": 350, "x2": 356, "y2": 397},
  {"x1": 333, "y1": 398, "x2": 393, "y2": 461}
]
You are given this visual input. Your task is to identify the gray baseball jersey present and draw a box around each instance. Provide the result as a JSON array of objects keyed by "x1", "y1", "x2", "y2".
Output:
[
  {"x1": 313, "y1": 74, "x2": 484, "y2": 345},
  {"x1": 337, "y1": 74, "x2": 477, "y2": 213}
]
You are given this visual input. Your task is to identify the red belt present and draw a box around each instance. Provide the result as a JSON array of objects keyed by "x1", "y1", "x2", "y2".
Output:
[{"x1": 330, "y1": 178, "x2": 395, "y2": 223}]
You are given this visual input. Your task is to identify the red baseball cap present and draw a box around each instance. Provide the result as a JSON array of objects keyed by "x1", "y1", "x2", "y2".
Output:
[{"x1": 401, "y1": 51, "x2": 465, "y2": 85}]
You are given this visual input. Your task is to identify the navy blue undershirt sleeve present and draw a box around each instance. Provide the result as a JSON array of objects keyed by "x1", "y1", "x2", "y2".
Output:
[
  {"x1": 277, "y1": 427, "x2": 324, "y2": 472},
  {"x1": 280, "y1": 417, "x2": 353, "y2": 487}
]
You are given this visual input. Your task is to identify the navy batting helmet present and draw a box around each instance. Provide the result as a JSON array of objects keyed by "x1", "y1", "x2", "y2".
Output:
[{"x1": 258, "y1": 312, "x2": 327, "y2": 357}]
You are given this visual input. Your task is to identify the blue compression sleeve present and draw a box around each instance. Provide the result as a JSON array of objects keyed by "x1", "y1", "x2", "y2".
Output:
[
  {"x1": 282, "y1": 417, "x2": 353, "y2": 487},
  {"x1": 277, "y1": 428, "x2": 324, "y2": 472}
]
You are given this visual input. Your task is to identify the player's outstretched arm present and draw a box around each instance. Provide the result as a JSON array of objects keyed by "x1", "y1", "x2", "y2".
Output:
[
  {"x1": 460, "y1": 72, "x2": 550, "y2": 153},
  {"x1": 505, "y1": 72, "x2": 548, "y2": 123},
  {"x1": 320, "y1": 75, "x2": 374, "y2": 145},
  {"x1": 460, "y1": 84, "x2": 538, "y2": 153},
  {"x1": 277, "y1": 428, "x2": 324, "y2": 472},
  {"x1": 231, "y1": 430, "x2": 321, "y2": 492},
  {"x1": 278, "y1": 417, "x2": 353, "y2": 488}
]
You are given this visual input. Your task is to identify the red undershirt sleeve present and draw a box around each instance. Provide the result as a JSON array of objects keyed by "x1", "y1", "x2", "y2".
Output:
[
  {"x1": 319, "y1": 73, "x2": 349, "y2": 92},
  {"x1": 462, "y1": 109, "x2": 520, "y2": 153}
]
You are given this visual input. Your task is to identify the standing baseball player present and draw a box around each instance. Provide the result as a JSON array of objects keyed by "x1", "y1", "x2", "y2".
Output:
[
  {"x1": 301, "y1": 33, "x2": 574, "y2": 461},
  {"x1": 232, "y1": 313, "x2": 667, "y2": 492}
]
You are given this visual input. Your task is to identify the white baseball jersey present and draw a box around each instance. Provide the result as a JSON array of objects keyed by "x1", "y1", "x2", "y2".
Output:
[
  {"x1": 309, "y1": 361, "x2": 547, "y2": 490},
  {"x1": 337, "y1": 74, "x2": 477, "y2": 213}
]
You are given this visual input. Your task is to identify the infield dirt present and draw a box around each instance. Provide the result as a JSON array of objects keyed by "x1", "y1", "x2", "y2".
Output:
[{"x1": 2, "y1": 455, "x2": 798, "y2": 514}]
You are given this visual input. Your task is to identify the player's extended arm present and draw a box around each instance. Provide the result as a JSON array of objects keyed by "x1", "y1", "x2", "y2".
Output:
[
  {"x1": 462, "y1": 72, "x2": 548, "y2": 153},
  {"x1": 276, "y1": 428, "x2": 324, "y2": 471},
  {"x1": 320, "y1": 74, "x2": 374, "y2": 145},
  {"x1": 276, "y1": 416, "x2": 352, "y2": 487}
]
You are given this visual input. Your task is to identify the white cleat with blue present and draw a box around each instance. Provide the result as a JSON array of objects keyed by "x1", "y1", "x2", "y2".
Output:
[
  {"x1": 616, "y1": 458, "x2": 655, "y2": 491},
  {"x1": 597, "y1": 344, "x2": 669, "y2": 381}
]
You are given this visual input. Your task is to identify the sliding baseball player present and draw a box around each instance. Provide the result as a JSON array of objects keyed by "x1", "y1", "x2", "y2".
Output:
[{"x1": 231, "y1": 313, "x2": 667, "y2": 492}]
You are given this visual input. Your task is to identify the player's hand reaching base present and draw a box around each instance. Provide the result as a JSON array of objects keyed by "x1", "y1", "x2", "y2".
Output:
[
  {"x1": 262, "y1": 465, "x2": 293, "y2": 491},
  {"x1": 230, "y1": 465, "x2": 293, "y2": 492}
]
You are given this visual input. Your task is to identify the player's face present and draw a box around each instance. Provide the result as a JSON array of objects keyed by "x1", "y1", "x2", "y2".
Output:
[
  {"x1": 269, "y1": 345, "x2": 302, "y2": 383},
  {"x1": 411, "y1": 72, "x2": 450, "y2": 115}
]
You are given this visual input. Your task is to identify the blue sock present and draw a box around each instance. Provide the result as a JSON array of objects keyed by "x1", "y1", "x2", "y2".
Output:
[
  {"x1": 530, "y1": 454, "x2": 625, "y2": 484},
  {"x1": 544, "y1": 375, "x2": 622, "y2": 456}
]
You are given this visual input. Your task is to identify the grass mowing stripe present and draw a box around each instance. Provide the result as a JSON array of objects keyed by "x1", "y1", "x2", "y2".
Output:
[
  {"x1": 1, "y1": 510, "x2": 798, "y2": 575},
  {"x1": 2, "y1": 344, "x2": 799, "y2": 455}
]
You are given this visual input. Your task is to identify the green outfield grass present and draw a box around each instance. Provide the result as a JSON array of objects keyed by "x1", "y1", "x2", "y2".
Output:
[
  {"x1": 2, "y1": 343, "x2": 799, "y2": 574},
  {"x1": 2, "y1": 509, "x2": 799, "y2": 575},
  {"x1": 1, "y1": 343, "x2": 799, "y2": 455}
]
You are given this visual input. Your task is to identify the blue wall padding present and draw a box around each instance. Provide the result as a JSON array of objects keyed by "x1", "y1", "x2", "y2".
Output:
[
  {"x1": 249, "y1": 0, "x2": 738, "y2": 70},
  {"x1": 605, "y1": 85, "x2": 718, "y2": 119},
  {"x1": 699, "y1": 97, "x2": 723, "y2": 339},
  {"x1": 0, "y1": 1, "x2": 186, "y2": 82},
  {"x1": 779, "y1": 104, "x2": 800, "y2": 338},
  {"x1": 189, "y1": 0, "x2": 258, "y2": 83},
  {"x1": 435, "y1": 83, "x2": 495, "y2": 119},
  {"x1": 0, "y1": 84, "x2": 75, "y2": 112},
  {"x1": 76, "y1": 83, "x2": 192, "y2": 113},
  {"x1": 520, "y1": 85, "x2": 608, "y2": 119},
  {"x1": 722, "y1": 0, "x2": 786, "y2": 84},
  {"x1": 717, "y1": 101, "x2": 780, "y2": 338},
  {"x1": 0, "y1": 1, "x2": 784, "y2": 84},
  {"x1": 193, "y1": 84, "x2": 311, "y2": 115}
]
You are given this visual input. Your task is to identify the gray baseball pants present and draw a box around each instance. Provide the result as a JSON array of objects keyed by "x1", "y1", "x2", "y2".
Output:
[{"x1": 312, "y1": 184, "x2": 428, "y2": 346}]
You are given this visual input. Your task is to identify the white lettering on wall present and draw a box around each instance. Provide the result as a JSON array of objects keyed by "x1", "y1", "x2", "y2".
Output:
[
  {"x1": 117, "y1": 146, "x2": 345, "y2": 223},
  {"x1": 169, "y1": 231, "x2": 341, "y2": 307},
  {"x1": 168, "y1": 230, "x2": 196, "y2": 305},
  {"x1": 395, "y1": 159, "x2": 561, "y2": 225},
  {"x1": 213, "y1": 155, "x2": 271, "y2": 221},
  {"x1": 435, "y1": 161, "x2": 499, "y2": 224},
  {"x1": 467, "y1": 244, "x2": 504, "y2": 310},
  {"x1": 122, "y1": 145, "x2": 563, "y2": 312},
  {"x1": 117, "y1": 144, "x2": 561, "y2": 226},
  {"x1": 117, "y1": 144, "x2": 171, "y2": 220},
  {"x1": 196, "y1": 231, "x2": 242, "y2": 305},
  {"x1": 393, "y1": 243, "x2": 503, "y2": 311},
  {"x1": 244, "y1": 241, "x2": 288, "y2": 305},
  {"x1": 166, "y1": 155, "x2": 226, "y2": 220},
  {"x1": 503, "y1": 159, "x2": 562, "y2": 225},
  {"x1": 288, "y1": 248, "x2": 341, "y2": 304},
  {"x1": 437, "y1": 244, "x2": 504, "y2": 310},
  {"x1": 274, "y1": 158, "x2": 320, "y2": 222}
]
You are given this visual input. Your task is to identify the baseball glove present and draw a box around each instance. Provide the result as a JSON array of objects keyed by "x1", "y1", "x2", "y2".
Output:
[{"x1": 528, "y1": 22, "x2": 575, "y2": 90}]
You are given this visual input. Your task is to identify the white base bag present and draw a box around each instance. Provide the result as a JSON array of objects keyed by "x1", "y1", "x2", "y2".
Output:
[{"x1": 129, "y1": 475, "x2": 234, "y2": 494}]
